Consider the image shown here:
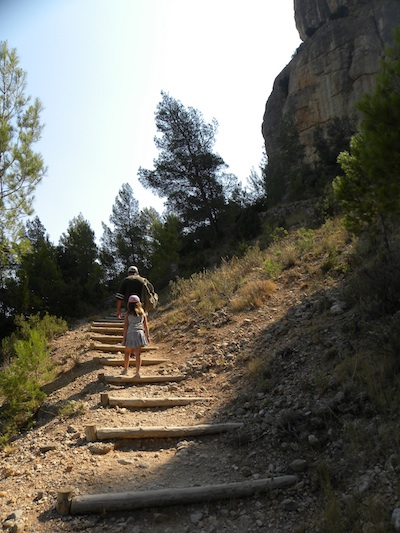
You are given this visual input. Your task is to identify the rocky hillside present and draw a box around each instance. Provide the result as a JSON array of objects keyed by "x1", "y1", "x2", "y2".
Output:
[
  {"x1": 262, "y1": 0, "x2": 400, "y2": 164},
  {"x1": 1, "y1": 221, "x2": 400, "y2": 532}
]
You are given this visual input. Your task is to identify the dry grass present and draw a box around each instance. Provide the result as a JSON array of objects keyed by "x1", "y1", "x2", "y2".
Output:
[
  {"x1": 160, "y1": 218, "x2": 352, "y2": 331},
  {"x1": 57, "y1": 400, "x2": 87, "y2": 419},
  {"x1": 170, "y1": 246, "x2": 267, "y2": 316},
  {"x1": 228, "y1": 279, "x2": 277, "y2": 311}
]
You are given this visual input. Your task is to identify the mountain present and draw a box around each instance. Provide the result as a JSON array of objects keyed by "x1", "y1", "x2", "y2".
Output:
[{"x1": 262, "y1": 0, "x2": 400, "y2": 166}]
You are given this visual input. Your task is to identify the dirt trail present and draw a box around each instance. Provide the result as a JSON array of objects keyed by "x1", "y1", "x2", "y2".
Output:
[{"x1": 0, "y1": 274, "x2": 350, "y2": 533}]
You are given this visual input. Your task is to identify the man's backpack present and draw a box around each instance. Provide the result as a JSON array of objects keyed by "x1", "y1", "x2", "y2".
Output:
[{"x1": 141, "y1": 280, "x2": 158, "y2": 312}]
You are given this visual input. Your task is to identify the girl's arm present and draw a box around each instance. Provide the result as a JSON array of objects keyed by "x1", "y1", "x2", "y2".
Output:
[
  {"x1": 143, "y1": 314, "x2": 150, "y2": 342},
  {"x1": 122, "y1": 314, "x2": 128, "y2": 344}
]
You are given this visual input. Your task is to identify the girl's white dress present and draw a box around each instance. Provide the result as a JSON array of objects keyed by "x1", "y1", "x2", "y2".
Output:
[{"x1": 125, "y1": 313, "x2": 148, "y2": 348}]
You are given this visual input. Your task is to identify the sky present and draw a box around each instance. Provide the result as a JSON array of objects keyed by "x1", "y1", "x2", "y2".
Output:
[{"x1": 1, "y1": 0, "x2": 301, "y2": 244}]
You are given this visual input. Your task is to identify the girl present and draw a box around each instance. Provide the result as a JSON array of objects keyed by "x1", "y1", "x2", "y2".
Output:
[{"x1": 122, "y1": 294, "x2": 150, "y2": 377}]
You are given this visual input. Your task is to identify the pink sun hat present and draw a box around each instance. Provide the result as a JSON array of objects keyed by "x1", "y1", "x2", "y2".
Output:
[{"x1": 128, "y1": 294, "x2": 140, "y2": 303}]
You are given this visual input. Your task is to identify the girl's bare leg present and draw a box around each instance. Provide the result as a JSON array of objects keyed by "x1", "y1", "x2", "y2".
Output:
[
  {"x1": 134, "y1": 347, "x2": 142, "y2": 376},
  {"x1": 123, "y1": 348, "x2": 131, "y2": 374}
]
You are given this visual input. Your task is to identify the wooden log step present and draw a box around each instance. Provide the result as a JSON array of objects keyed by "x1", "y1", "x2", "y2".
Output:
[
  {"x1": 57, "y1": 475, "x2": 298, "y2": 515},
  {"x1": 90, "y1": 327, "x2": 124, "y2": 334},
  {"x1": 100, "y1": 392, "x2": 212, "y2": 408},
  {"x1": 90, "y1": 342, "x2": 159, "y2": 352},
  {"x1": 95, "y1": 357, "x2": 169, "y2": 367},
  {"x1": 98, "y1": 372, "x2": 185, "y2": 385},
  {"x1": 90, "y1": 334, "x2": 123, "y2": 343},
  {"x1": 96, "y1": 316, "x2": 123, "y2": 322},
  {"x1": 91, "y1": 321, "x2": 124, "y2": 328},
  {"x1": 85, "y1": 422, "x2": 244, "y2": 442}
]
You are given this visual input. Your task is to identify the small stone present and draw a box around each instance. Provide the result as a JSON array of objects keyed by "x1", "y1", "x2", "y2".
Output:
[
  {"x1": 308, "y1": 434, "x2": 319, "y2": 446},
  {"x1": 118, "y1": 459, "x2": 134, "y2": 465},
  {"x1": 289, "y1": 459, "x2": 307, "y2": 472},
  {"x1": 386, "y1": 454, "x2": 399, "y2": 470},
  {"x1": 5, "y1": 510, "x2": 23, "y2": 521},
  {"x1": 241, "y1": 466, "x2": 252, "y2": 477},
  {"x1": 355, "y1": 475, "x2": 370, "y2": 494},
  {"x1": 239, "y1": 514, "x2": 252, "y2": 527},
  {"x1": 2, "y1": 467, "x2": 21, "y2": 478},
  {"x1": 39, "y1": 444, "x2": 57, "y2": 453},
  {"x1": 88, "y1": 443, "x2": 114, "y2": 455},
  {"x1": 33, "y1": 491, "x2": 44, "y2": 502},
  {"x1": 330, "y1": 302, "x2": 344, "y2": 314},
  {"x1": 154, "y1": 512, "x2": 169, "y2": 523},
  {"x1": 190, "y1": 511, "x2": 203, "y2": 524},
  {"x1": 281, "y1": 498, "x2": 298, "y2": 511},
  {"x1": 392, "y1": 508, "x2": 400, "y2": 530}
]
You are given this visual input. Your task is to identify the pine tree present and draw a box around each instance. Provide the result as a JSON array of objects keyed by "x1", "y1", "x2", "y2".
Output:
[
  {"x1": 334, "y1": 29, "x2": 400, "y2": 242},
  {"x1": 0, "y1": 42, "x2": 46, "y2": 270},
  {"x1": 138, "y1": 92, "x2": 236, "y2": 241}
]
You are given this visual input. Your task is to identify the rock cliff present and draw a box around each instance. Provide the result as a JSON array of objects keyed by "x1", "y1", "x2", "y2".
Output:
[{"x1": 262, "y1": 0, "x2": 400, "y2": 164}]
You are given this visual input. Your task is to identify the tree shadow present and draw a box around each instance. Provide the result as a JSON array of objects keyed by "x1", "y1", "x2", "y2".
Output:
[
  {"x1": 34, "y1": 283, "x2": 348, "y2": 529},
  {"x1": 42, "y1": 359, "x2": 99, "y2": 396}
]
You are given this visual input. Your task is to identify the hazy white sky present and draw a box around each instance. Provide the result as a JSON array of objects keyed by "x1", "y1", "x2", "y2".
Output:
[{"x1": 1, "y1": 0, "x2": 301, "y2": 244}]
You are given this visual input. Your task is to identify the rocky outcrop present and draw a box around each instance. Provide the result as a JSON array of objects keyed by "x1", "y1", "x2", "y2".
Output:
[{"x1": 262, "y1": 0, "x2": 400, "y2": 163}]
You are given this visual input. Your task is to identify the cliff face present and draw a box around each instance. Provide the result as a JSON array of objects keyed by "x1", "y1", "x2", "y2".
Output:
[{"x1": 262, "y1": 0, "x2": 400, "y2": 163}]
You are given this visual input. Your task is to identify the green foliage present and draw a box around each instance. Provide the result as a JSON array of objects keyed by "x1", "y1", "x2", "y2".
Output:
[
  {"x1": 1, "y1": 312, "x2": 66, "y2": 365},
  {"x1": 245, "y1": 161, "x2": 267, "y2": 205},
  {"x1": 58, "y1": 214, "x2": 106, "y2": 317},
  {"x1": 270, "y1": 226, "x2": 288, "y2": 243},
  {"x1": 334, "y1": 29, "x2": 400, "y2": 240},
  {"x1": 0, "y1": 313, "x2": 65, "y2": 444},
  {"x1": 343, "y1": 239, "x2": 400, "y2": 319},
  {"x1": 296, "y1": 227, "x2": 314, "y2": 251},
  {"x1": 5, "y1": 217, "x2": 67, "y2": 318},
  {"x1": 100, "y1": 183, "x2": 161, "y2": 285},
  {"x1": 265, "y1": 110, "x2": 354, "y2": 209},
  {"x1": 138, "y1": 92, "x2": 238, "y2": 242},
  {"x1": 59, "y1": 213, "x2": 99, "y2": 284},
  {"x1": 264, "y1": 115, "x2": 311, "y2": 204},
  {"x1": 0, "y1": 42, "x2": 47, "y2": 269},
  {"x1": 18, "y1": 312, "x2": 67, "y2": 340},
  {"x1": 230, "y1": 203, "x2": 262, "y2": 242},
  {"x1": 315, "y1": 182, "x2": 343, "y2": 222},
  {"x1": 313, "y1": 116, "x2": 355, "y2": 192},
  {"x1": 263, "y1": 258, "x2": 282, "y2": 278},
  {"x1": 149, "y1": 215, "x2": 182, "y2": 287},
  {"x1": 0, "y1": 329, "x2": 53, "y2": 418}
]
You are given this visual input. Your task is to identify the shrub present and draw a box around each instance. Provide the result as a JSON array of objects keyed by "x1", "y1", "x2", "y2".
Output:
[
  {"x1": 0, "y1": 326, "x2": 56, "y2": 445},
  {"x1": 0, "y1": 329, "x2": 53, "y2": 413},
  {"x1": 264, "y1": 258, "x2": 282, "y2": 278},
  {"x1": 15, "y1": 312, "x2": 67, "y2": 341},
  {"x1": 1, "y1": 312, "x2": 67, "y2": 362}
]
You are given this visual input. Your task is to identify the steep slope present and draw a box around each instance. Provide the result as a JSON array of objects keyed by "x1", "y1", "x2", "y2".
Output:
[{"x1": 1, "y1": 234, "x2": 399, "y2": 532}]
